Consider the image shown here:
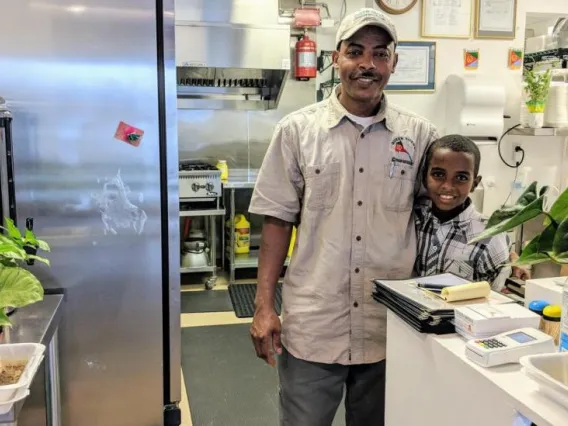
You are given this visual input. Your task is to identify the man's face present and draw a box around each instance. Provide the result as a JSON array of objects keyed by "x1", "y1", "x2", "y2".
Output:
[
  {"x1": 426, "y1": 148, "x2": 481, "y2": 211},
  {"x1": 332, "y1": 26, "x2": 397, "y2": 108}
]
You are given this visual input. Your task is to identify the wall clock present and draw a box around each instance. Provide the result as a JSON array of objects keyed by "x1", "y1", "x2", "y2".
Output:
[{"x1": 375, "y1": 0, "x2": 418, "y2": 15}]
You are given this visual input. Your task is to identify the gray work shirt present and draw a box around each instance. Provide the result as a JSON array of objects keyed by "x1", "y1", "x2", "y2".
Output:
[{"x1": 249, "y1": 85, "x2": 439, "y2": 365}]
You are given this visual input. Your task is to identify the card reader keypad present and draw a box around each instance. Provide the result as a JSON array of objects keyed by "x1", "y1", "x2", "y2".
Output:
[{"x1": 476, "y1": 338, "x2": 506, "y2": 349}]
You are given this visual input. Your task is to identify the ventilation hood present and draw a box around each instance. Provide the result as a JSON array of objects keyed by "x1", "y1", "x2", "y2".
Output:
[{"x1": 175, "y1": 0, "x2": 291, "y2": 110}]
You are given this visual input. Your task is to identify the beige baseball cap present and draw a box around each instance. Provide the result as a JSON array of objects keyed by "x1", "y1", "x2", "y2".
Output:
[{"x1": 335, "y1": 8, "x2": 398, "y2": 49}]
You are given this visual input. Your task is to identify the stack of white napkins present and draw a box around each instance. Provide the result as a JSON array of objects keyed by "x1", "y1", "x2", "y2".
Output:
[{"x1": 454, "y1": 303, "x2": 540, "y2": 341}]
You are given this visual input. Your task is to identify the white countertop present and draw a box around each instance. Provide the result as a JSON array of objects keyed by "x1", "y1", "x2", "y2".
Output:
[
  {"x1": 433, "y1": 333, "x2": 568, "y2": 426},
  {"x1": 386, "y1": 310, "x2": 568, "y2": 426}
]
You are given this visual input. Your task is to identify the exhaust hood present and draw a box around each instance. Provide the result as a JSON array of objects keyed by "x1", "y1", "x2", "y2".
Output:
[{"x1": 175, "y1": 0, "x2": 291, "y2": 110}]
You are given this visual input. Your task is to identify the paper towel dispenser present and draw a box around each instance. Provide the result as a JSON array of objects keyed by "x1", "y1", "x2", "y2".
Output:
[{"x1": 445, "y1": 74, "x2": 506, "y2": 142}]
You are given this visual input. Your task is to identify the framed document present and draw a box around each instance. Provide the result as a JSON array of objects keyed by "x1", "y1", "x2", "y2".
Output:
[
  {"x1": 421, "y1": 0, "x2": 473, "y2": 39},
  {"x1": 386, "y1": 41, "x2": 436, "y2": 92},
  {"x1": 475, "y1": 0, "x2": 517, "y2": 39}
]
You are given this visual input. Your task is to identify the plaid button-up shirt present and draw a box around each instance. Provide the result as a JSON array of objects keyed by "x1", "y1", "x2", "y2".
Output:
[{"x1": 414, "y1": 196, "x2": 510, "y2": 287}]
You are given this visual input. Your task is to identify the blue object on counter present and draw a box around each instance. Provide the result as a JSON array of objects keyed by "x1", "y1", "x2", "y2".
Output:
[{"x1": 528, "y1": 300, "x2": 549, "y2": 315}]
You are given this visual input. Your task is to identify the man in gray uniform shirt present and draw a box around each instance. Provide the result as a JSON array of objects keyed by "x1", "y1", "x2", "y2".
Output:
[{"x1": 248, "y1": 8, "x2": 439, "y2": 426}]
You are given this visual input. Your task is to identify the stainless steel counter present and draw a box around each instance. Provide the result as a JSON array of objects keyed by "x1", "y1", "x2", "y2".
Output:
[
  {"x1": 0, "y1": 295, "x2": 63, "y2": 425},
  {"x1": 222, "y1": 168, "x2": 258, "y2": 189}
]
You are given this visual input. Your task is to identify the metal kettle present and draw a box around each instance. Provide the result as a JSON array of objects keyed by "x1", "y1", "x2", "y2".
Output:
[{"x1": 181, "y1": 232, "x2": 210, "y2": 268}]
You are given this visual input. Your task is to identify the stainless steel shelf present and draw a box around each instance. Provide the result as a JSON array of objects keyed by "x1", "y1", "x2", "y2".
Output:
[
  {"x1": 223, "y1": 168, "x2": 258, "y2": 189},
  {"x1": 180, "y1": 265, "x2": 217, "y2": 274},
  {"x1": 179, "y1": 209, "x2": 225, "y2": 217},
  {"x1": 508, "y1": 127, "x2": 568, "y2": 137},
  {"x1": 232, "y1": 250, "x2": 290, "y2": 269},
  {"x1": 177, "y1": 86, "x2": 268, "y2": 96}
]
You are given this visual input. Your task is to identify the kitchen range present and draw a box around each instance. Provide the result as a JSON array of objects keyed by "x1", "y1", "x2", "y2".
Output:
[{"x1": 179, "y1": 161, "x2": 224, "y2": 289}]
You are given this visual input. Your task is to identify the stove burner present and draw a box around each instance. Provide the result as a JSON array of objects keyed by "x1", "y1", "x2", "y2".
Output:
[{"x1": 179, "y1": 161, "x2": 219, "y2": 172}]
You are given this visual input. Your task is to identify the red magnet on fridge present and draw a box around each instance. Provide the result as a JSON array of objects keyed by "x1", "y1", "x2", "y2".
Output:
[{"x1": 114, "y1": 121, "x2": 144, "y2": 147}]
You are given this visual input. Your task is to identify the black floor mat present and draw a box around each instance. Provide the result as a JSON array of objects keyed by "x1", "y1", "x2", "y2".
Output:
[
  {"x1": 181, "y1": 290, "x2": 233, "y2": 314},
  {"x1": 228, "y1": 283, "x2": 282, "y2": 318},
  {"x1": 181, "y1": 324, "x2": 346, "y2": 426}
]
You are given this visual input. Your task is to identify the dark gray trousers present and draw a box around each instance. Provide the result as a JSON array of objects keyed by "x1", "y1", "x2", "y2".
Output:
[{"x1": 278, "y1": 347, "x2": 386, "y2": 426}]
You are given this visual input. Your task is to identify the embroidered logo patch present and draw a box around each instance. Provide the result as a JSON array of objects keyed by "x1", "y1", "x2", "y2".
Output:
[{"x1": 390, "y1": 136, "x2": 415, "y2": 166}]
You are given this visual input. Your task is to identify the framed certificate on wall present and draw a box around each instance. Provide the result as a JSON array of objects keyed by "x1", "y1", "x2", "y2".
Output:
[
  {"x1": 475, "y1": 0, "x2": 517, "y2": 39},
  {"x1": 421, "y1": 0, "x2": 473, "y2": 39},
  {"x1": 386, "y1": 41, "x2": 437, "y2": 92}
]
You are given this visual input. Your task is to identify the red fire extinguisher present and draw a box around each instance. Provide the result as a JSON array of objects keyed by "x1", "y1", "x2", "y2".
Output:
[{"x1": 295, "y1": 30, "x2": 317, "y2": 81}]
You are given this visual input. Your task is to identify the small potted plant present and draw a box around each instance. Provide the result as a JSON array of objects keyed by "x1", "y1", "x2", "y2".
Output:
[
  {"x1": 523, "y1": 69, "x2": 551, "y2": 129},
  {"x1": 0, "y1": 219, "x2": 50, "y2": 327}
]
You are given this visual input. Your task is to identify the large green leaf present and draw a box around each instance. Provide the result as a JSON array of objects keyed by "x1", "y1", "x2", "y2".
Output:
[
  {"x1": 470, "y1": 196, "x2": 545, "y2": 243},
  {"x1": 0, "y1": 266, "x2": 44, "y2": 309},
  {"x1": 0, "y1": 243, "x2": 26, "y2": 260},
  {"x1": 2, "y1": 218, "x2": 21, "y2": 240},
  {"x1": 553, "y1": 217, "x2": 568, "y2": 255},
  {"x1": 546, "y1": 185, "x2": 568, "y2": 226},
  {"x1": 511, "y1": 222, "x2": 557, "y2": 266},
  {"x1": 486, "y1": 205, "x2": 523, "y2": 228},
  {"x1": 517, "y1": 181, "x2": 538, "y2": 206}
]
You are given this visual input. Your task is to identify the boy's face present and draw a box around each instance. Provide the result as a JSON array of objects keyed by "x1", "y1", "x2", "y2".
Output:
[{"x1": 426, "y1": 148, "x2": 481, "y2": 211}]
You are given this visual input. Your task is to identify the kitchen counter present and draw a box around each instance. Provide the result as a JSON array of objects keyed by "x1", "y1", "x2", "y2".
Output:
[
  {"x1": 0, "y1": 295, "x2": 64, "y2": 425},
  {"x1": 386, "y1": 309, "x2": 568, "y2": 426}
]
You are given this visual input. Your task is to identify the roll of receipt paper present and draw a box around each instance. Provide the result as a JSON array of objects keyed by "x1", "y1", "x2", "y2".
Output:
[{"x1": 440, "y1": 281, "x2": 491, "y2": 302}]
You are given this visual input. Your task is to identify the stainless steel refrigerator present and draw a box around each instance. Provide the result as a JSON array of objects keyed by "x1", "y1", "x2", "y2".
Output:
[{"x1": 0, "y1": 1, "x2": 181, "y2": 425}]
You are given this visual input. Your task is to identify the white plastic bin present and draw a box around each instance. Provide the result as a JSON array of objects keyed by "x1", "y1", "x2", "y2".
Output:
[
  {"x1": 0, "y1": 343, "x2": 45, "y2": 403},
  {"x1": 520, "y1": 353, "x2": 568, "y2": 408}
]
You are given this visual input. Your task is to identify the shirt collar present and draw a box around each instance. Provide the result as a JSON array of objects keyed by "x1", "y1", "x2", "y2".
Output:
[
  {"x1": 327, "y1": 84, "x2": 394, "y2": 132},
  {"x1": 420, "y1": 198, "x2": 477, "y2": 231}
]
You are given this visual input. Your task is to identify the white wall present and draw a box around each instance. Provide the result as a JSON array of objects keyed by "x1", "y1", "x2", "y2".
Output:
[{"x1": 316, "y1": 0, "x2": 568, "y2": 215}]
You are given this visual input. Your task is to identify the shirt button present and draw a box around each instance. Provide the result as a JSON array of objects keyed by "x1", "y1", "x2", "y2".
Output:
[
  {"x1": 356, "y1": 236, "x2": 361, "y2": 241},
  {"x1": 315, "y1": 169, "x2": 320, "y2": 174},
  {"x1": 360, "y1": 133, "x2": 365, "y2": 139},
  {"x1": 357, "y1": 201, "x2": 363, "y2": 206},
  {"x1": 401, "y1": 169, "x2": 406, "y2": 176},
  {"x1": 359, "y1": 167, "x2": 364, "y2": 173},
  {"x1": 353, "y1": 301, "x2": 359, "y2": 308},
  {"x1": 355, "y1": 268, "x2": 360, "y2": 273}
]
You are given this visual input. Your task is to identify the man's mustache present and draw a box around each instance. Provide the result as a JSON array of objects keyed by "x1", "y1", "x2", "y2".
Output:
[{"x1": 349, "y1": 72, "x2": 381, "y2": 81}]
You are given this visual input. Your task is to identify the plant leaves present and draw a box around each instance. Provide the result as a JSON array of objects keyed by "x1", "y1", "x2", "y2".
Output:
[
  {"x1": 514, "y1": 222, "x2": 557, "y2": 264},
  {"x1": 0, "y1": 244, "x2": 26, "y2": 260},
  {"x1": 470, "y1": 196, "x2": 545, "y2": 243},
  {"x1": 517, "y1": 181, "x2": 538, "y2": 206},
  {"x1": 0, "y1": 266, "x2": 44, "y2": 309},
  {"x1": 0, "y1": 310, "x2": 12, "y2": 327},
  {"x1": 553, "y1": 217, "x2": 568, "y2": 255},
  {"x1": 546, "y1": 185, "x2": 568, "y2": 226},
  {"x1": 3, "y1": 218, "x2": 21, "y2": 240},
  {"x1": 547, "y1": 252, "x2": 568, "y2": 264},
  {"x1": 25, "y1": 255, "x2": 50, "y2": 266},
  {"x1": 35, "y1": 239, "x2": 50, "y2": 253},
  {"x1": 486, "y1": 205, "x2": 523, "y2": 228}
]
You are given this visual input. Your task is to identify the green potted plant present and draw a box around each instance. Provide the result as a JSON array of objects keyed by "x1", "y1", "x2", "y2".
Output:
[
  {"x1": 523, "y1": 69, "x2": 551, "y2": 129},
  {"x1": 0, "y1": 219, "x2": 50, "y2": 327},
  {"x1": 470, "y1": 181, "x2": 568, "y2": 268}
]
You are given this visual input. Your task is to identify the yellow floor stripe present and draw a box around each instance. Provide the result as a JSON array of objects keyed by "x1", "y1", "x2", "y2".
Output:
[
  {"x1": 181, "y1": 312, "x2": 252, "y2": 327},
  {"x1": 180, "y1": 368, "x2": 192, "y2": 426}
]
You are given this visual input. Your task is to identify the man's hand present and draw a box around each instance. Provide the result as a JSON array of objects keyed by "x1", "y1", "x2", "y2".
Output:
[{"x1": 250, "y1": 308, "x2": 282, "y2": 367}]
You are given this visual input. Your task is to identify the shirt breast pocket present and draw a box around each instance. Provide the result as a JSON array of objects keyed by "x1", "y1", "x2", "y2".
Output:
[
  {"x1": 304, "y1": 162, "x2": 340, "y2": 211},
  {"x1": 382, "y1": 163, "x2": 414, "y2": 212},
  {"x1": 445, "y1": 259, "x2": 475, "y2": 281}
]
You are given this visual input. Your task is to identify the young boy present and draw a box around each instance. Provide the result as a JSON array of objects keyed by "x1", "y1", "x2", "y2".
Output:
[{"x1": 414, "y1": 134, "x2": 511, "y2": 289}]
